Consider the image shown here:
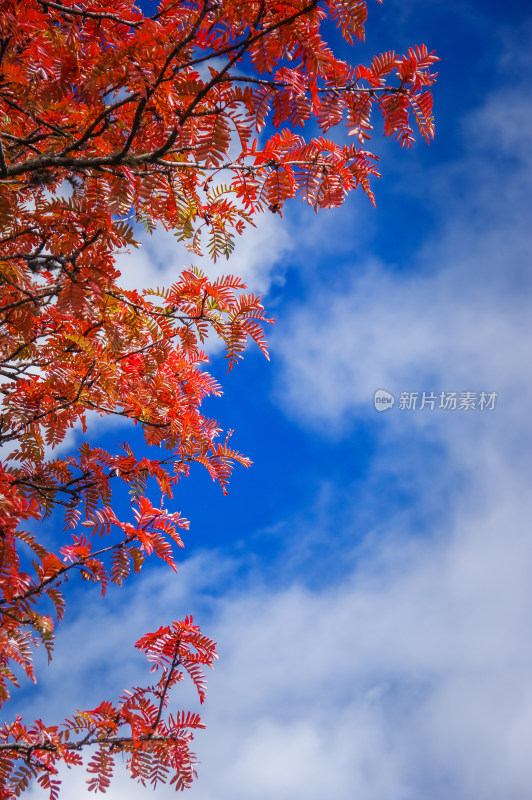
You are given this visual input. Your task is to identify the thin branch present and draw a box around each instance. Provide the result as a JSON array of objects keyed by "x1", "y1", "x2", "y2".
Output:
[
  {"x1": 0, "y1": 227, "x2": 40, "y2": 247},
  {"x1": 0, "y1": 732, "x2": 185, "y2": 755},
  {"x1": 58, "y1": 93, "x2": 140, "y2": 157},
  {"x1": 174, "y1": 0, "x2": 317, "y2": 76},
  {"x1": 34, "y1": 0, "x2": 143, "y2": 28},
  {"x1": 0, "y1": 536, "x2": 134, "y2": 607},
  {"x1": 0, "y1": 136, "x2": 7, "y2": 177},
  {"x1": 150, "y1": 643, "x2": 182, "y2": 736},
  {"x1": 0, "y1": 360, "x2": 96, "y2": 445},
  {"x1": 0, "y1": 288, "x2": 57, "y2": 315},
  {"x1": 0, "y1": 91, "x2": 72, "y2": 139}
]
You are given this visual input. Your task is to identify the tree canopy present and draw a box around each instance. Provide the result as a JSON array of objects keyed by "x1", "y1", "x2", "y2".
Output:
[{"x1": 0, "y1": 0, "x2": 437, "y2": 795}]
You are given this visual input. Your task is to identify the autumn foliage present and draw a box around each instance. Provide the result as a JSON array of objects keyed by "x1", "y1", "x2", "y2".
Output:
[{"x1": 0, "y1": 0, "x2": 437, "y2": 795}]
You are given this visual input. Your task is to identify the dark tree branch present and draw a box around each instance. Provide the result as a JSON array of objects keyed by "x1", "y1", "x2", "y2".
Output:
[{"x1": 34, "y1": 0, "x2": 143, "y2": 28}]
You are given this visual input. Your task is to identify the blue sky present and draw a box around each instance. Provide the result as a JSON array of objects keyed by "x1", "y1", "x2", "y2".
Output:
[{"x1": 12, "y1": 0, "x2": 532, "y2": 797}]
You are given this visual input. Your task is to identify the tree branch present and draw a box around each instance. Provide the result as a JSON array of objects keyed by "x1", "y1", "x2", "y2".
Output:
[{"x1": 34, "y1": 0, "x2": 143, "y2": 28}]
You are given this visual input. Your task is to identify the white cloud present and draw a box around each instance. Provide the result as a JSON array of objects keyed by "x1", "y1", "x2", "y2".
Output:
[
  {"x1": 19, "y1": 453, "x2": 532, "y2": 800},
  {"x1": 115, "y1": 211, "x2": 292, "y2": 297},
  {"x1": 271, "y1": 81, "x2": 532, "y2": 441}
]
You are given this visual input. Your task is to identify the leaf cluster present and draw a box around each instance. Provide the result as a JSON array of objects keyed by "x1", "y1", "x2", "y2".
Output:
[{"x1": 0, "y1": 618, "x2": 216, "y2": 796}]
